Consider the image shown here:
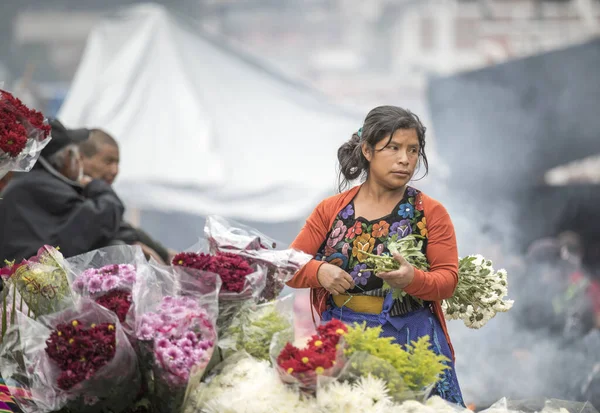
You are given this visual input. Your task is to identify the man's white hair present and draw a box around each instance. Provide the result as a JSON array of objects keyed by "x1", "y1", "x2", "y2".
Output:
[{"x1": 47, "y1": 144, "x2": 79, "y2": 171}]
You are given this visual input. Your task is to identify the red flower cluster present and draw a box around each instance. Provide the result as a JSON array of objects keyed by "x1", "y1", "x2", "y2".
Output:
[
  {"x1": 45, "y1": 320, "x2": 116, "y2": 390},
  {"x1": 277, "y1": 319, "x2": 348, "y2": 376},
  {"x1": 172, "y1": 251, "x2": 253, "y2": 293},
  {"x1": 0, "y1": 90, "x2": 50, "y2": 158},
  {"x1": 95, "y1": 290, "x2": 132, "y2": 322}
]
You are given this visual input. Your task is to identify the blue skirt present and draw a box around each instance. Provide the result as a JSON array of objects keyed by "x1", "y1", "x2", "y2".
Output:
[{"x1": 321, "y1": 298, "x2": 465, "y2": 406}]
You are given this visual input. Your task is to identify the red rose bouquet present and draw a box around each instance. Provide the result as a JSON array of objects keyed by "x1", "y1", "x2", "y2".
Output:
[
  {"x1": 204, "y1": 215, "x2": 312, "y2": 303},
  {"x1": 0, "y1": 89, "x2": 51, "y2": 179},
  {"x1": 273, "y1": 319, "x2": 347, "y2": 393},
  {"x1": 0, "y1": 299, "x2": 140, "y2": 413}
]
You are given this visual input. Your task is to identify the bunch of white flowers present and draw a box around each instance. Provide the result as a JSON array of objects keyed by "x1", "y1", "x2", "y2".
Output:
[
  {"x1": 442, "y1": 255, "x2": 514, "y2": 329},
  {"x1": 184, "y1": 356, "x2": 310, "y2": 413},
  {"x1": 184, "y1": 354, "x2": 472, "y2": 413}
]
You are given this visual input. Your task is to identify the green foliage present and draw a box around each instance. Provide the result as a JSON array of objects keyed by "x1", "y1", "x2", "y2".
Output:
[
  {"x1": 343, "y1": 322, "x2": 449, "y2": 392},
  {"x1": 223, "y1": 302, "x2": 293, "y2": 360}
]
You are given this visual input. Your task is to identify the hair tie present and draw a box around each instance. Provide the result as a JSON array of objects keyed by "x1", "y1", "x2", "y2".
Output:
[{"x1": 357, "y1": 127, "x2": 363, "y2": 138}]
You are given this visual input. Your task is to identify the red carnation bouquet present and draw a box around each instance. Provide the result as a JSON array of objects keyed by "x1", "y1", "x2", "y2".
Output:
[
  {"x1": 0, "y1": 89, "x2": 51, "y2": 179},
  {"x1": 172, "y1": 251, "x2": 266, "y2": 332},
  {"x1": 0, "y1": 299, "x2": 140, "y2": 413},
  {"x1": 273, "y1": 319, "x2": 347, "y2": 393},
  {"x1": 203, "y1": 215, "x2": 312, "y2": 303}
]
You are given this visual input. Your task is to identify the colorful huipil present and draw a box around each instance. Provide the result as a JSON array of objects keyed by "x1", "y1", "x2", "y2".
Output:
[{"x1": 314, "y1": 186, "x2": 464, "y2": 405}]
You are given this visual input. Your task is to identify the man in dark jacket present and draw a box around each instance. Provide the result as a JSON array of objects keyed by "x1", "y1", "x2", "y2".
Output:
[
  {"x1": 79, "y1": 128, "x2": 173, "y2": 263},
  {"x1": 0, "y1": 119, "x2": 124, "y2": 262}
]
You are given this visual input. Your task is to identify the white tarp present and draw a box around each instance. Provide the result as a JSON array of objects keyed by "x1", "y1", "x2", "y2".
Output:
[{"x1": 59, "y1": 4, "x2": 357, "y2": 222}]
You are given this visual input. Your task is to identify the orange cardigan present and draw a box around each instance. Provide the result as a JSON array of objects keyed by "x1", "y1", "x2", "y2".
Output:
[{"x1": 287, "y1": 185, "x2": 458, "y2": 360}]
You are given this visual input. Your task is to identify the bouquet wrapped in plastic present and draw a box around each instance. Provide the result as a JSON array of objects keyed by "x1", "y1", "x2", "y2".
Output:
[
  {"x1": 184, "y1": 352, "x2": 310, "y2": 413},
  {"x1": 204, "y1": 215, "x2": 312, "y2": 302},
  {"x1": 0, "y1": 299, "x2": 141, "y2": 413},
  {"x1": 7, "y1": 246, "x2": 73, "y2": 318},
  {"x1": 184, "y1": 352, "x2": 467, "y2": 413},
  {"x1": 133, "y1": 261, "x2": 220, "y2": 413},
  {"x1": 272, "y1": 319, "x2": 347, "y2": 394},
  {"x1": 172, "y1": 250, "x2": 266, "y2": 332},
  {"x1": 0, "y1": 260, "x2": 31, "y2": 341},
  {"x1": 218, "y1": 294, "x2": 294, "y2": 360},
  {"x1": 0, "y1": 89, "x2": 51, "y2": 179},
  {"x1": 67, "y1": 245, "x2": 151, "y2": 334},
  {"x1": 340, "y1": 322, "x2": 448, "y2": 403},
  {"x1": 364, "y1": 234, "x2": 514, "y2": 328},
  {"x1": 479, "y1": 397, "x2": 599, "y2": 413}
]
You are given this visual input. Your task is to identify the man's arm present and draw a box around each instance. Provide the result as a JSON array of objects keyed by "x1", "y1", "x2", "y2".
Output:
[
  {"x1": 38, "y1": 179, "x2": 125, "y2": 256},
  {"x1": 131, "y1": 226, "x2": 170, "y2": 263}
]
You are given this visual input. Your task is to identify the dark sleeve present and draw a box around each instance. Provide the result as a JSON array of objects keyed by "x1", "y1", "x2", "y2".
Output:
[
  {"x1": 116, "y1": 222, "x2": 141, "y2": 244},
  {"x1": 132, "y1": 226, "x2": 170, "y2": 263},
  {"x1": 38, "y1": 179, "x2": 125, "y2": 256}
]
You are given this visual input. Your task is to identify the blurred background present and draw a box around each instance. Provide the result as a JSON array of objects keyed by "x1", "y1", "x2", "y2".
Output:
[{"x1": 1, "y1": 0, "x2": 600, "y2": 408}]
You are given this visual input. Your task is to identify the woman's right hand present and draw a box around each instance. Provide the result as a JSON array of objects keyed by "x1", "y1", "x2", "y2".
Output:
[{"x1": 317, "y1": 263, "x2": 355, "y2": 295}]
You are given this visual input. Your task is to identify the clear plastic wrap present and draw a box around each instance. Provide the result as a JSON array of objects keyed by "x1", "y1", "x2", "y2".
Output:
[
  {"x1": 218, "y1": 294, "x2": 294, "y2": 360},
  {"x1": 0, "y1": 278, "x2": 30, "y2": 341},
  {"x1": 66, "y1": 245, "x2": 151, "y2": 335},
  {"x1": 270, "y1": 319, "x2": 347, "y2": 394},
  {"x1": 204, "y1": 215, "x2": 278, "y2": 252},
  {"x1": 172, "y1": 249, "x2": 267, "y2": 332},
  {"x1": 8, "y1": 246, "x2": 74, "y2": 318},
  {"x1": 216, "y1": 263, "x2": 266, "y2": 333},
  {"x1": 184, "y1": 352, "x2": 309, "y2": 413},
  {"x1": 480, "y1": 398, "x2": 599, "y2": 413},
  {"x1": 328, "y1": 350, "x2": 433, "y2": 403},
  {"x1": 133, "y1": 260, "x2": 220, "y2": 413},
  {"x1": 0, "y1": 299, "x2": 141, "y2": 413},
  {"x1": 203, "y1": 215, "x2": 312, "y2": 302},
  {"x1": 0, "y1": 88, "x2": 51, "y2": 179}
]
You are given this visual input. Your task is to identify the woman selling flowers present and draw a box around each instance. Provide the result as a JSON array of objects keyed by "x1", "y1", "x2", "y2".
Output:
[{"x1": 287, "y1": 106, "x2": 464, "y2": 405}]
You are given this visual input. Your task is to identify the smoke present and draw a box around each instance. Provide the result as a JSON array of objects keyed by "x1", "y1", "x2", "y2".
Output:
[{"x1": 422, "y1": 155, "x2": 600, "y2": 409}]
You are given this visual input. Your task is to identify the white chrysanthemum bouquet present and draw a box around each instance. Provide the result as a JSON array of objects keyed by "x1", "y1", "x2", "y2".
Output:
[
  {"x1": 443, "y1": 254, "x2": 513, "y2": 328},
  {"x1": 365, "y1": 234, "x2": 514, "y2": 329}
]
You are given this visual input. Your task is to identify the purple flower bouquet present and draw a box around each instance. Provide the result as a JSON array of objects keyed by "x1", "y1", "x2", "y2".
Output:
[{"x1": 136, "y1": 296, "x2": 216, "y2": 413}]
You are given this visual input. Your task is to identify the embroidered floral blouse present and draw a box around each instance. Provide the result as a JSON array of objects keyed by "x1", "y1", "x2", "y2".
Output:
[
  {"x1": 313, "y1": 186, "x2": 427, "y2": 316},
  {"x1": 287, "y1": 184, "x2": 460, "y2": 358}
]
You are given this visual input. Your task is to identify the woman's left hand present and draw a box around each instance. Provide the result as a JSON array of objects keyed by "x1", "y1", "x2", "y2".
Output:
[{"x1": 377, "y1": 252, "x2": 415, "y2": 289}]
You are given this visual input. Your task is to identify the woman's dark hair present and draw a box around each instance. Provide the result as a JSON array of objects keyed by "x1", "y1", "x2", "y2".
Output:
[{"x1": 337, "y1": 105, "x2": 428, "y2": 192}]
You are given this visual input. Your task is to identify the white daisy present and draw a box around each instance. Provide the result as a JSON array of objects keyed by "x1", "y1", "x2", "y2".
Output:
[{"x1": 354, "y1": 374, "x2": 392, "y2": 404}]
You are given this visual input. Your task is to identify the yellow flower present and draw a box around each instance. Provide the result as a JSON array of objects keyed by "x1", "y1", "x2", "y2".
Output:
[
  {"x1": 108, "y1": 324, "x2": 115, "y2": 331},
  {"x1": 315, "y1": 367, "x2": 325, "y2": 375},
  {"x1": 352, "y1": 233, "x2": 375, "y2": 262},
  {"x1": 301, "y1": 357, "x2": 309, "y2": 364},
  {"x1": 314, "y1": 340, "x2": 323, "y2": 347},
  {"x1": 91, "y1": 324, "x2": 96, "y2": 328},
  {"x1": 336, "y1": 329, "x2": 345, "y2": 335},
  {"x1": 287, "y1": 368, "x2": 294, "y2": 374},
  {"x1": 69, "y1": 338, "x2": 74, "y2": 344},
  {"x1": 417, "y1": 217, "x2": 428, "y2": 237},
  {"x1": 71, "y1": 320, "x2": 79, "y2": 327}
]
